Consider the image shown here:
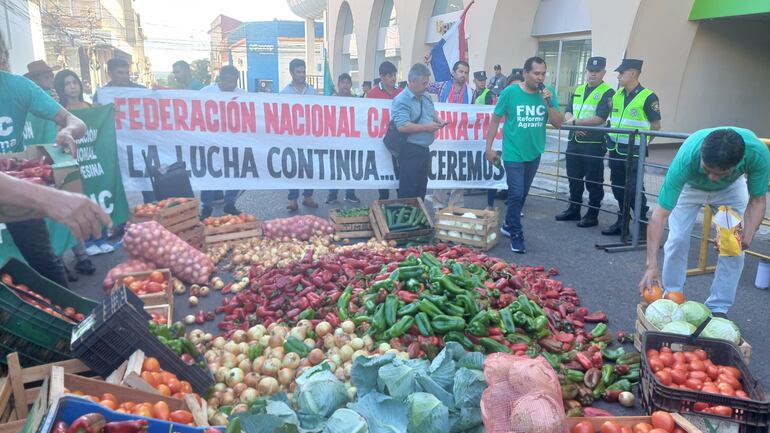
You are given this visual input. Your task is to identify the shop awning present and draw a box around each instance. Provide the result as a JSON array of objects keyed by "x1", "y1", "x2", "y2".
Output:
[{"x1": 689, "y1": 0, "x2": 770, "y2": 21}]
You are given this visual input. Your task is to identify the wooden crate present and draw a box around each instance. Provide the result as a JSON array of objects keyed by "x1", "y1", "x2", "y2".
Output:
[
  {"x1": 329, "y1": 208, "x2": 374, "y2": 239},
  {"x1": 204, "y1": 220, "x2": 262, "y2": 245},
  {"x1": 104, "y1": 350, "x2": 208, "y2": 426},
  {"x1": 329, "y1": 208, "x2": 371, "y2": 225},
  {"x1": 370, "y1": 198, "x2": 434, "y2": 241},
  {"x1": 434, "y1": 206, "x2": 500, "y2": 251},
  {"x1": 112, "y1": 268, "x2": 174, "y2": 309},
  {"x1": 634, "y1": 303, "x2": 752, "y2": 364},
  {"x1": 0, "y1": 353, "x2": 91, "y2": 433},
  {"x1": 131, "y1": 199, "x2": 199, "y2": 229},
  {"x1": 50, "y1": 366, "x2": 208, "y2": 426},
  {"x1": 178, "y1": 223, "x2": 205, "y2": 250},
  {"x1": 565, "y1": 414, "x2": 702, "y2": 432},
  {"x1": 144, "y1": 304, "x2": 172, "y2": 326}
]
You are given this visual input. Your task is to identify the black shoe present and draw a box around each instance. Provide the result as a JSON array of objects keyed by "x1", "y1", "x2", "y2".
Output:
[
  {"x1": 577, "y1": 209, "x2": 599, "y2": 228},
  {"x1": 65, "y1": 265, "x2": 79, "y2": 282},
  {"x1": 555, "y1": 205, "x2": 581, "y2": 221},
  {"x1": 200, "y1": 207, "x2": 213, "y2": 219},
  {"x1": 325, "y1": 196, "x2": 339, "y2": 204},
  {"x1": 75, "y1": 258, "x2": 96, "y2": 275},
  {"x1": 602, "y1": 217, "x2": 624, "y2": 236},
  {"x1": 223, "y1": 204, "x2": 240, "y2": 215},
  {"x1": 344, "y1": 194, "x2": 361, "y2": 204}
]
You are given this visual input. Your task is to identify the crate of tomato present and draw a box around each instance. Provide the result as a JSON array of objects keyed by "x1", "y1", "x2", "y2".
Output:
[
  {"x1": 0, "y1": 145, "x2": 82, "y2": 223},
  {"x1": 0, "y1": 258, "x2": 96, "y2": 367},
  {"x1": 202, "y1": 213, "x2": 261, "y2": 245},
  {"x1": 640, "y1": 331, "x2": 770, "y2": 433},
  {"x1": 370, "y1": 198, "x2": 433, "y2": 242},
  {"x1": 112, "y1": 269, "x2": 175, "y2": 320},
  {"x1": 131, "y1": 198, "x2": 203, "y2": 245}
]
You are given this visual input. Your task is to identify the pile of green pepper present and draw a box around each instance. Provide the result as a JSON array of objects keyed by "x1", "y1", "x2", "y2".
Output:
[
  {"x1": 381, "y1": 204, "x2": 429, "y2": 232},
  {"x1": 148, "y1": 321, "x2": 204, "y2": 368},
  {"x1": 336, "y1": 207, "x2": 369, "y2": 218}
]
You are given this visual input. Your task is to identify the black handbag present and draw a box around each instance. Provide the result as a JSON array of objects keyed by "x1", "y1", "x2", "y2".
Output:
[
  {"x1": 142, "y1": 150, "x2": 194, "y2": 199},
  {"x1": 383, "y1": 97, "x2": 424, "y2": 157}
]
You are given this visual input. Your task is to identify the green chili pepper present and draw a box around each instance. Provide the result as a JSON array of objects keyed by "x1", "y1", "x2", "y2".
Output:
[
  {"x1": 420, "y1": 293, "x2": 447, "y2": 304},
  {"x1": 437, "y1": 275, "x2": 466, "y2": 295},
  {"x1": 565, "y1": 369, "x2": 585, "y2": 383},
  {"x1": 398, "y1": 255, "x2": 420, "y2": 267},
  {"x1": 337, "y1": 286, "x2": 352, "y2": 321},
  {"x1": 248, "y1": 344, "x2": 264, "y2": 361},
  {"x1": 353, "y1": 315, "x2": 370, "y2": 325},
  {"x1": 371, "y1": 279, "x2": 394, "y2": 291},
  {"x1": 621, "y1": 370, "x2": 640, "y2": 382},
  {"x1": 385, "y1": 315, "x2": 414, "y2": 338},
  {"x1": 431, "y1": 315, "x2": 466, "y2": 333},
  {"x1": 532, "y1": 315, "x2": 549, "y2": 331},
  {"x1": 601, "y1": 364, "x2": 616, "y2": 386},
  {"x1": 439, "y1": 302, "x2": 465, "y2": 317},
  {"x1": 500, "y1": 308, "x2": 517, "y2": 334},
  {"x1": 418, "y1": 299, "x2": 444, "y2": 317},
  {"x1": 525, "y1": 345, "x2": 540, "y2": 358},
  {"x1": 364, "y1": 300, "x2": 376, "y2": 314},
  {"x1": 467, "y1": 311, "x2": 490, "y2": 337},
  {"x1": 415, "y1": 312, "x2": 432, "y2": 336},
  {"x1": 542, "y1": 352, "x2": 561, "y2": 370},
  {"x1": 601, "y1": 347, "x2": 625, "y2": 361},
  {"x1": 479, "y1": 337, "x2": 511, "y2": 353},
  {"x1": 592, "y1": 380, "x2": 606, "y2": 400},
  {"x1": 505, "y1": 332, "x2": 532, "y2": 345},
  {"x1": 590, "y1": 323, "x2": 608, "y2": 339},
  {"x1": 444, "y1": 331, "x2": 474, "y2": 350},
  {"x1": 384, "y1": 294, "x2": 398, "y2": 326},
  {"x1": 284, "y1": 336, "x2": 309, "y2": 357},
  {"x1": 605, "y1": 379, "x2": 632, "y2": 392},
  {"x1": 456, "y1": 293, "x2": 478, "y2": 316},
  {"x1": 397, "y1": 266, "x2": 424, "y2": 280},
  {"x1": 517, "y1": 294, "x2": 536, "y2": 317},
  {"x1": 616, "y1": 352, "x2": 641, "y2": 365},
  {"x1": 372, "y1": 304, "x2": 386, "y2": 331},
  {"x1": 397, "y1": 301, "x2": 421, "y2": 317},
  {"x1": 298, "y1": 308, "x2": 316, "y2": 320},
  {"x1": 420, "y1": 252, "x2": 441, "y2": 269},
  {"x1": 405, "y1": 278, "x2": 422, "y2": 292}
]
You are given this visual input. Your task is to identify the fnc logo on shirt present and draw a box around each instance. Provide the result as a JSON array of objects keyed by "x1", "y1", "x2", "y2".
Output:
[
  {"x1": 515, "y1": 105, "x2": 547, "y2": 117},
  {"x1": 0, "y1": 116, "x2": 13, "y2": 137}
]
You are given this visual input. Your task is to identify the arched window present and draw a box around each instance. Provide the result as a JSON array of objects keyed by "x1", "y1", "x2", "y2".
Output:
[
  {"x1": 432, "y1": 0, "x2": 464, "y2": 16},
  {"x1": 374, "y1": 0, "x2": 400, "y2": 80}
]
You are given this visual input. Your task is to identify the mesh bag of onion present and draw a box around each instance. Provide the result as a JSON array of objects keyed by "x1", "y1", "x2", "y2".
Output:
[
  {"x1": 262, "y1": 215, "x2": 335, "y2": 241},
  {"x1": 480, "y1": 353, "x2": 566, "y2": 433},
  {"x1": 123, "y1": 221, "x2": 214, "y2": 284}
]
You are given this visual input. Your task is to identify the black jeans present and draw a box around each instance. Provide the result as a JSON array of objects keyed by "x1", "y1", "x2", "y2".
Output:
[
  {"x1": 566, "y1": 141, "x2": 606, "y2": 208},
  {"x1": 6, "y1": 219, "x2": 68, "y2": 287},
  {"x1": 608, "y1": 143, "x2": 648, "y2": 218},
  {"x1": 397, "y1": 144, "x2": 431, "y2": 199},
  {"x1": 288, "y1": 189, "x2": 313, "y2": 200}
]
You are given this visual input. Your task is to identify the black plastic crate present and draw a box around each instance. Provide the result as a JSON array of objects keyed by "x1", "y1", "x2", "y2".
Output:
[
  {"x1": 0, "y1": 258, "x2": 97, "y2": 366},
  {"x1": 641, "y1": 331, "x2": 770, "y2": 431},
  {"x1": 71, "y1": 286, "x2": 213, "y2": 394}
]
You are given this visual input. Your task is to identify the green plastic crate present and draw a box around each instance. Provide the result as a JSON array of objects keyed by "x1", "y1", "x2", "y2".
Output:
[{"x1": 0, "y1": 258, "x2": 98, "y2": 366}]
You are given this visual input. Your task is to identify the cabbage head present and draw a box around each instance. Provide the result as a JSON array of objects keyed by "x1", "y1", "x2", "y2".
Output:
[
  {"x1": 661, "y1": 320, "x2": 696, "y2": 336},
  {"x1": 701, "y1": 317, "x2": 741, "y2": 344},
  {"x1": 645, "y1": 299, "x2": 684, "y2": 329},
  {"x1": 681, "y1": 301, "x2": 711, "y2": 327}
]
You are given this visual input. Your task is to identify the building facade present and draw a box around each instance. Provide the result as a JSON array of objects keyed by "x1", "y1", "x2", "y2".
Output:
[
  {"x1": 328, "y1": 0, "x2": 770, "y2": 137},
  {"x1": 209, "y1": 14, "x2": 242, "y2": 81},
  {"x1": 1, "y1": 0, "x2": 46, "y2": 74},
  {"x1": 223, "y1": 20, "x2": 323, "y2": 93}
]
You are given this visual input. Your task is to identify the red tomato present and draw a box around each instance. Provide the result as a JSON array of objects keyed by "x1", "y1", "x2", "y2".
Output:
[
  {"x1": 684, "y1": 352, "x2": 697, "y2": 362},
  {"x1": 735, "y1": 390, "x2": 749, "y2": 399},
  {"x1": 685, "y1": 378, "x2": 703, "y2": 390},
  {"x1": 688, "y1": 371, "x2": 708, "y2": 381},
  {"x1": 145, "y1": 282, "x2": 164, "y2": 293},
  {"x1": 600, "y1": 421, "x2": 622, "y2": 433},
  {"x1": 672, "y1": 352, "x2": 687, "y2": 363},
  {"x1": 620, "y1": 428, "x2": 633, "y2": 433},
  {"x1": 673, "y1": 429, "x2": 686, "y2": 433},
  {"x1": 693, "y1": 349, "x2": 708, "y2": 361},
  {"x1": 633, "y1": 423, "x2": 653, "y2": 433},
  {"x1": 719, "y1": 366, "x2": 742, "y2": 380},
  {"x1": 717, "y1": 382, "x2": 735, "y2": 396},
  {"x1": 658, "y1": 352, "x2": 673, "y2": 367},
  {"x1": 651, "y1": 411, "x2": 675, "y2": 432},
  {"x1": 649, "y1": 430, "x2": 670, "y2": 433},
  {"x1": 149, "y1": 271, "x2": 165, "y2": 283},
  {"x1": 670, "y1": 369, "x2": 687, "y2": 385},
  {"x1": 701, "y1": 384, "x2": 719, "y2": 394},
  {"x1": 649, "y1": 358, "x2": 664, "y2": 373},
  {"x1": 706, "y1": 365, "x2": 719, "y2": 381},
  {"x1": 711, "y1": 406, "x2": 733, "y2": 417},
  {"x1": 693, "y1": 402, "x2": 710, "y2": 412},
  {"x1": 646, "y1": 349, "x2": 660, "y2": 359},
  {"x1": 660, "y1": 346, "x2": 673, "y2": 354},
  {"x1": 672, "y1": 362, "x2": 688, "y2": 372},
  {"x1": 717, "y1": 373, "x2": 742, "y2": 391},
  {"x1": 571, "y1": 421, "x2": 594, "y2": 433},
  {"x1": 655, "y1": 370, "x2": 673, "y2": 386},
  {"x1": 689, "y1": 359, "x2": 705, "y2": 372}
]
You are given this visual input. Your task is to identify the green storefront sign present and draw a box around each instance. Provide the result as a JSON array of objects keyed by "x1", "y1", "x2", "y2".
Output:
[{"x1": 690, "y1": 0, "x2": 770, "y2": 20}]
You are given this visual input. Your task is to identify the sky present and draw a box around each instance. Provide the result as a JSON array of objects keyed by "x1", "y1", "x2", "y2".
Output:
[{"x1": 132, "y1": 0, "x2": 303, "y2": 72}]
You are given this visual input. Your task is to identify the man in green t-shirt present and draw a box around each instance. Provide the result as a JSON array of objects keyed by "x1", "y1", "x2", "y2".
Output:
[
  {"x1": 172, "y1": 60, "x2": 205, "y2": 90},
  {"x1": 0, "y1": 31, "x2": 109, "y2": 287},
  {"x1": 639, "y1": 127, "x2": 770, "y2": 316},
  {"x1": 485, "y1": 56, "x2": 563, "y2": 253}
]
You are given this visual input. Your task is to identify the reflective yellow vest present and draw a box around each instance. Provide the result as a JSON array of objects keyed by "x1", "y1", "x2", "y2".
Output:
[
  {"x1": 474, "y1": 88, "x2": 492, "y2": 105},
  {"x1": 608, "y1": 87, "x2": 654, "y2": 153},
  {"x1": 570, "y1": 82, "x2": 611, "y2": 144}
]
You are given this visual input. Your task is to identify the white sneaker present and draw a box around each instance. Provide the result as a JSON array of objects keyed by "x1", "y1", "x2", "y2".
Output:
[
  {"x1": 85, "y1": 245, "x2": 102, "y2": 256},
  {"x1": 99, "y1": 243, "x2": 115, "y2": 254}
]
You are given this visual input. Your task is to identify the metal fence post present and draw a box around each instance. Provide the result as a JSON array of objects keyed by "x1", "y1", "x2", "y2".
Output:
[
  {"x1": 630, "y1": 133, "x2": 649, "y2": 247},
  {"x1": 620, "y1": 132, "x2": 637, "y2": 243}
]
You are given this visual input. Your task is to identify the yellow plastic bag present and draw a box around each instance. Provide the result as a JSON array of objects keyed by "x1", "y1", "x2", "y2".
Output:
[{"x1": 713, "y1": 206, "x2": 743, "y2": 257}]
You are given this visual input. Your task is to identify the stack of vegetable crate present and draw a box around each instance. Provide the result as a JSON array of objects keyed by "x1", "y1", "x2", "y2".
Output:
[
  {"x1": 566, "y1": 415, "x2": 702, "y2": 432},
  {"x1": 131, "y1": 198, "x2": 204, "y2": 249},
  {"x1": 370, "y1": 198, "x2": 433, "y2": 242},
  {"x1": 203, "y1": 219, "x2": 261, "y2": 246},
  {"x1": 634, "y1": 302, "x2": 752, "y2": 363},
  {"x1": 434, "y1": 206, "x2": 499, "y2": 251},
  {"x1": 329, "y1": 207, "x2": 373, "y2": 239},
  {"x1": 0, "y1": 353, "x2": 91, "y2": 433},
  {"x1": 639, "y1": 331, "x2": 769, "y2": 433},
  {"x1": 111, "y1": 269, "x2": 175, "y2": 325}
]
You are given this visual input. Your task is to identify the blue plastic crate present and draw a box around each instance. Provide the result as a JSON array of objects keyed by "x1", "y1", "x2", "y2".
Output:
[{"x1": 39, "y1": 396, "x2": 223, "y2": 433}]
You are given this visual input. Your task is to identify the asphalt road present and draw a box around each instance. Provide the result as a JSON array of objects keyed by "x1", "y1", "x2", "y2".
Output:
[{"x1": 66, "y1": 188, "x2": 770, "y2": 399}]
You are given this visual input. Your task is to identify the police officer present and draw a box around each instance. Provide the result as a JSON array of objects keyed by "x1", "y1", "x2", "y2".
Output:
[
  {"x1": 488, "y1": 64, "x2": 507, "y2": 96},
  {"x1": 555, "y1": 57, "x2": 614, "y2": 227},
  {"x1": 472, "y1": 71, "x2": 494, "y2": 105},
  {"x1": 602, "y1": 59, "x2": 661, "y2": 236}
]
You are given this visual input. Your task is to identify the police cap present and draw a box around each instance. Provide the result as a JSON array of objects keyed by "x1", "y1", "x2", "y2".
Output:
[
  {"x1": 586, "y1": 56, "x2": 606, "y2": 72},
  {"x1": 615, "y1": 58, "x2": 643, "y2": 73},
  {"x1": 474, "y1": 71, "x2": 487, "y2": 81}
]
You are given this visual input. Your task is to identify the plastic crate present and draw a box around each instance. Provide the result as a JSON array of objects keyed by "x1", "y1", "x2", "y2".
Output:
[
  {"x1": 70, "y1": 286, "x2": 213, "y2": 395},
  {"x1": 0, "y1": 258, "x2": 97, "y2": 367},
  {"x1": 40, "y1": 396, "x2": 221, "y2": 433},
  {"x1": 640, "y1": 331, "x2": 770, "y2": 432}
]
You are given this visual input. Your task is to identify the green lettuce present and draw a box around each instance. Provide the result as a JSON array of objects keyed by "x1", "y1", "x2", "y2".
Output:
[{"x1": 407, "y1": 392, "x2": 449, "y2": 433}]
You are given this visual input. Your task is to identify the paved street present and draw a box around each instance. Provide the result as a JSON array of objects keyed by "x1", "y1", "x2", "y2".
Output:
[{"x1": 70, "y1": 187, "x2": 770, "y2": 393}]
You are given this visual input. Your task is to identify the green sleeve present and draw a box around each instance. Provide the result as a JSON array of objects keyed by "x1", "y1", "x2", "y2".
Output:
[
  {"x1": 26, "y1": 79, "x2": 62, "y2": 121},
  {"x1": 657, "y1": 154, "x2": 692, "y2": 211},
  {"x1": 746, "y1": 142, "x2": 770, "y2": 198}
]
